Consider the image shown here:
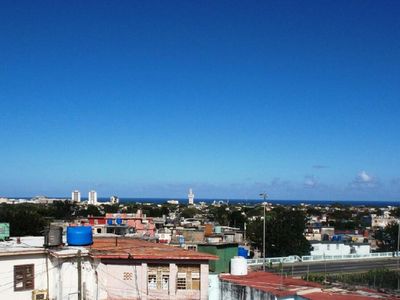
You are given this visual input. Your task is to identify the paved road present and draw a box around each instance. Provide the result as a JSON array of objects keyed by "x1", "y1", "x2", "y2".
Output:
[{"x1": 264, "y1": 258, "x2": 400, "y2": 276}]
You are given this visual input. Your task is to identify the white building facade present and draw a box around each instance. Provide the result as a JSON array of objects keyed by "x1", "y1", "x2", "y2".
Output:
[
  {"x1": 88, "y1": 190, "x2": 97, "y2": 205},
  {"x1": 188, "y1": 188, "x2": 194, "y2": 205},
  {"x1": 71, "y1": 190, "x2": 81, "y2": 203},
  {"x1": 310, "y1": 241, "x2": 370, "y2": 256}
]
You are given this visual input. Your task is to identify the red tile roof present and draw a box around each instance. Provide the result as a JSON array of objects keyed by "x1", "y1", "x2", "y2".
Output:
[
  {"x1": 220, "y1": 272, "x2": 398, "y2": 299},
  {"x1": 221, "y1": 271, "x2": 321, "y2": 297},
  {"x1": 88, "y1": 237, "x2": 218, "y2": 261}
]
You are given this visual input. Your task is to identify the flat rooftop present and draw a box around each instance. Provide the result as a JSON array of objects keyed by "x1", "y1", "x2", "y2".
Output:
[{"x1": 88, "y1": 237, "x2": 219, "y2": 261}]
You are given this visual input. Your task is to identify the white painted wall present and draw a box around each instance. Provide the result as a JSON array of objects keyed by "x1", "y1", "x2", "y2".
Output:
[
  {"x1": 311, "y1": 243, "x2": 370, "y2": 256},
  {"x1": 0, "y1": 253, "x2": 47, "y2": 300}
]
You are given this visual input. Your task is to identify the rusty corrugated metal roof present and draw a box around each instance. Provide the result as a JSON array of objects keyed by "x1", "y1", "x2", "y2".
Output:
[
  {"x1": 88, "y1": 237, "x2": 218, "y2": 261},
  {"x1": 220, "y1": 272, "x2": 397, "y2": 299}
]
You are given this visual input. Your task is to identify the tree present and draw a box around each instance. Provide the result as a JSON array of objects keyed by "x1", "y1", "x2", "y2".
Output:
[
  {"x1": 375, "y1": 221, "x2": 399, "y2": 252},
  {"x1": 208, "y1": 205, "x2": 230, "y2": 225},
  {"x1": 180, "y1": 206, "x2": 199, "y2": 218},
  {"x1": 0, "y1": 203, "x2": 49, "y2": 236},
  {"x1": 246, "y1": 207, "x2": 311, "y2": 257},
  {"x1": 229, "y1": 210, "x2": 246, "y2": 229}
]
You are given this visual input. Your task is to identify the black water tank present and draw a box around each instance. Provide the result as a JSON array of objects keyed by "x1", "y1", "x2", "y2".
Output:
[{"x1": 44, "y1": 226, "x2": 63, "y2": 247}]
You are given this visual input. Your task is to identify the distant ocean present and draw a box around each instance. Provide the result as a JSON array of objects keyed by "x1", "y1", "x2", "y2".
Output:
[
  {"x1": 9, "y1": 197, "x2": 399, "y2": 207},
  {"x1": 100, "y1": 198, "x2": 400, "y2": 207}
]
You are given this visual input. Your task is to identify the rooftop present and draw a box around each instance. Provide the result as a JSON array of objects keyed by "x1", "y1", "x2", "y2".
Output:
[
  {"x1": 88, "y1": 237, "x2": 219, "y2": 261},
  {"x1": 220, "y1": 272, "x2": 397, "y2": 299}
]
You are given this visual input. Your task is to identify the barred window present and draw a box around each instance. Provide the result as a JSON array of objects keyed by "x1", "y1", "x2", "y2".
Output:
[
  {"x1": 148, "y1": 274, "x2": 157, "y2": 289},
  {"x1": 162, "y1": 274, "x2": 169, "y2": 290},
  {"x1": 176, "y1": 275, "x2": 186, "y2": 290},
  {"x1": 14, "y1": 264, "x2": 34, "y2": 291},
  {"x1": 177, "y1": 265, "x2": 200, "y2": 290},
  {"x1": 147, "y1": 265, "x2": 169, "y2": 291}
]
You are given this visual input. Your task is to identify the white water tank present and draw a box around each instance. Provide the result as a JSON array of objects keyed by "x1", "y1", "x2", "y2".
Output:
[{"x1": 230, "y1": 256, "x2": 248, "y2": 275}]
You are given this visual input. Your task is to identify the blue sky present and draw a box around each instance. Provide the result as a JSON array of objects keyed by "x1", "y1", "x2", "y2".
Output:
[{"x1": 1, "y1": 1, "x2": 399, "y2": 200}]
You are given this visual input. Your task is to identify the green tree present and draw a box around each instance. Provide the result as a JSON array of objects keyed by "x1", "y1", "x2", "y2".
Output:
[
  {"x1": 375, "y1": 221, "x2": 399, "y2": 252},
  {"x1": 180, "y1": 206, "x2": 199, "y2": 218},
  {"x1": 246, "y1": 207, "x2": 311, "y2": 257},
  {"x1": 208, "y1": 205, "x2": 230, "y2": 225},
  {"x1": 0, "y1": 204, "x2": 49, "y2": 236}
]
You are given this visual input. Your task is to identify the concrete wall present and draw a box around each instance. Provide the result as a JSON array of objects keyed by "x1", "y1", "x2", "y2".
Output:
[
  {"x1": 219, "y1": 280, "x2": 307, "y2": 300},
  {"x1": 0, "y1": 253, "x2": 210, "y2": 300},
  {"x1": 0, "y1": 253, "x2": 47, "y2": 300},
  {"x1": 310, "y1": 243, "x2": 370, "y2": 256},
  {"x1": 95, "y1": 261, "x2": 208, "y2": 300}
]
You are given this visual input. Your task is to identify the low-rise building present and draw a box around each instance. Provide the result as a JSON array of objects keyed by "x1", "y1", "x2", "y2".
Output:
[
  {"x1": 218, "y1": 271, "x2": 397, "y2": 300},
  {"x1": 310, "y1": 241, "x2": 370, "y2": 256},
  {"x1": 0, "y1": 235, "x2": 218, "y2": 300}
]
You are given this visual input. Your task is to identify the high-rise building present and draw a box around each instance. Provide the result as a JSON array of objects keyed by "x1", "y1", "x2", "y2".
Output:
[
  {"x1": 88, "y1": 190, "x2": 97, "y2": 205},
  {"x1": 188, "y1": 188, "x2": 194, "y2": 205},
  {"x1": 71, "y1": 190, "x2": 81, "y2": 203}
]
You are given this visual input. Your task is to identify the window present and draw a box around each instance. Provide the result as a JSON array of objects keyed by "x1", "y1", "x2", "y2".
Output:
[
  {"x1": 162, "y1": 275, "x2": 169, "y2": 290},
  {"x1": 148, "y1": 274, "x2": 157, "y2": 289},
  {"x1": 327, "y1": 244, "x2": 330, "y2": 250},
  {"x1": 14, "y1": 264, "x2": 34, "y2": 291},
  {"x1": 187, "y1": 245, "x2": 197, "y2": 251},
  {"x1": 336, "y1": 244, "x2": 339, "y2": 250},
  {"x1": 177, "y1": 265, "x2": 200, "y2": 290},
  {"x1": 191, "y1": 272, "x2": 200, "y2": 290},
  {"x1": 177, "y1": 274, "x2": 186, "y2": 290},
  {"x1": 147, "y1": 265, "x2": 169, "y2": 291}
]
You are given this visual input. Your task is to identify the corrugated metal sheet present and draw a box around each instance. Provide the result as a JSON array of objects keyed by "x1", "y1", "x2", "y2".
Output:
[{"x1": 88, "y1": 237, "x2": 218, "y2": 261}]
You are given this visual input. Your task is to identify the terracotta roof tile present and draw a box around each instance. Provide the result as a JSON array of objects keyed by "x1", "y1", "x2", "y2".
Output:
[{"x1": 220, "y1": 272, "x2": 398, "y2": 299}]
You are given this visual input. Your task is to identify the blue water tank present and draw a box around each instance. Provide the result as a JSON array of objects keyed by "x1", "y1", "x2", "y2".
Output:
[
  {"x1": 116, "y1": 218, "x2": 122, "y2": 225},
  {"x1": 67, "y1": 226, "x2": 93, "y2": 246},
  {"x1": 178, "y1": 236, "x2": 185, "y2": 245},
  {"x1": 238, "y1": 247, "x2": 248, "y2": 258},
  {"x1": 107, "y1": 219, "x2": 113, "y2": 225}
]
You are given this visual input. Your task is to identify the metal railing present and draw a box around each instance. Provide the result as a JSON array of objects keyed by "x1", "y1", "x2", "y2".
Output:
[{"x1": 247, "y1": 251, "x2": 400, "y2": 266}]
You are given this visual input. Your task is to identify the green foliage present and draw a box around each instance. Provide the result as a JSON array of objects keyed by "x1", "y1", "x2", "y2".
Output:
[
  {"x1": 375, "y1": 221, "x2": 399, "y2": 252},
  {"x1": 208, "y1": 205, "x2": 230, "y2": 226},
  {"x1": 390, "y1": 207, "x2": 400, "y2": 218},
  {"x1": 304, "y1": 268, "x2": 400, "y2": 291},
  {"x1": 302, "y1": 273, "x2": 325, "y2": 283},
  {"x1": 246, "y1": 206, "x2": 311, "y2": 257},
  {"x1": 78, "y1": 205, "x2": 102, "y2": 217},
  {"x1": 180, "y1": 206, "x2": 199, "y2": 218},
  {"x1": 0, "y1": 203, "x2": 49, "y2": 236}
]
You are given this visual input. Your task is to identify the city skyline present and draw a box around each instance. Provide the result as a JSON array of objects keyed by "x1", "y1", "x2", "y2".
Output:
[{"x1": 1, "y1": 1, "x2": 399, "y2": 201}]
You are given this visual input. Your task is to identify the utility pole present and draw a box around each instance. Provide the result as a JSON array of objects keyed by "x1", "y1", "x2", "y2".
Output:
[
  {"x1": 397, "y1": 220, "x2": 400, "y2": 290},
  {"x1": 260, "y1": 193, "x2": 268, "y2": 271},
  {"x1": 77, "y1": 250, "x2": 82, "y2": 300}
]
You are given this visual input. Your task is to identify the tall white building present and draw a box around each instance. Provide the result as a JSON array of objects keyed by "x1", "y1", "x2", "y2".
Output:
[
  {"x1": 188, "y1": 188, "x2": 195, "y2": 205},
  {"x1": 88, "y1": 190, "x2": 97, "y2": 205},
  {"x1": 71, "y1": 190, "x2": 81, "y2": 202}
]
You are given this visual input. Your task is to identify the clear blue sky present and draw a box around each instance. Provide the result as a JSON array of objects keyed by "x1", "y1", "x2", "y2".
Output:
[{"x1": 1, "y1": 1, "x2": 399, "y2": 200}]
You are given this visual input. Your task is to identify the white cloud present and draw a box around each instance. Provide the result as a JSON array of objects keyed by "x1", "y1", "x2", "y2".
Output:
[
  {"x1": 304, "y1": 175, "x2": 318, "y2": 188},
  {"x1": 350, "y1": 170, "x2": 377, "y2": 189},
  {"x1": 359, "y1": 170, "x2": 372, "y2": 182}
]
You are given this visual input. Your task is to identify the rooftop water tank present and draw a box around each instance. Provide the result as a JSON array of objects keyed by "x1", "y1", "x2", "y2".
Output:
[
  {"x1": 238, "y1": 246, "x2": 249, "y2": 258},
  {"x1": 116, "y1": 217, "x2": 122, "y2": 225},
  {"x1": 67, "y1": 226, "x2": 93, "y2": 246},
  {"x1": 107, "y1": 219, "x2": 113, "y2": 225},
  {"x1": 231, "y1": 256, "x2": 248, "y2": 276},
  {"x1": 44, "y1": 226, "x2": 63, "y2": 247}
]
